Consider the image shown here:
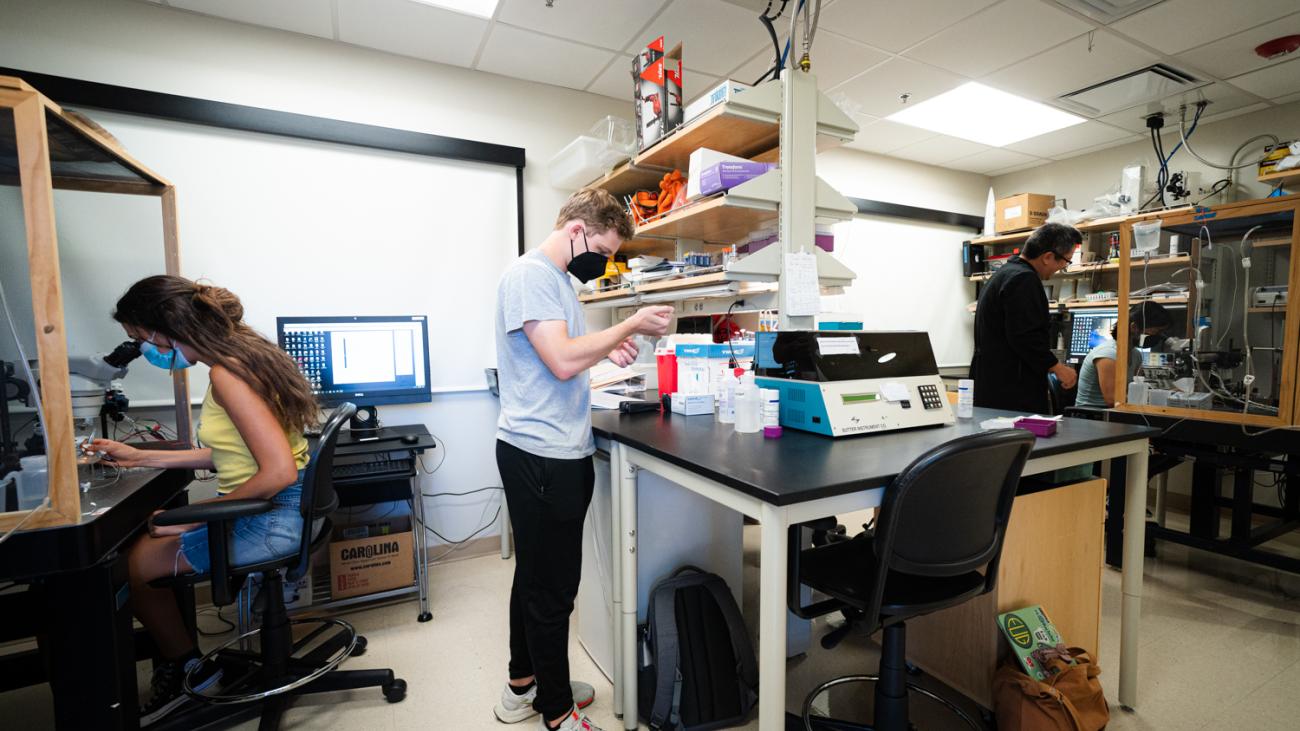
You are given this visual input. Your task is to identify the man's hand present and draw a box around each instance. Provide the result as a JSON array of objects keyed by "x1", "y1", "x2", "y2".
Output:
[
  {"x1": 625, "y1": 306, "x2": 674, "y2": 337},
  {"x1": 608, "y1": 338, "x2": 639, "y2": 367},
  {"x1": 1051, "y1": 363, "x2": 1078, "y2": 390}
]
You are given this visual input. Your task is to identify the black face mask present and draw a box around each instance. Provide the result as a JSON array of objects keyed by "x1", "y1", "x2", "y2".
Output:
[{"x1": 567, "y1": 230, "x2": 608, "y2": 283}]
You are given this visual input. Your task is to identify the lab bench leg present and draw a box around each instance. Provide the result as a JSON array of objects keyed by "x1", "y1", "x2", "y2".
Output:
[
  {"x1": 411, "y1": 489, "x2": 432, "y2": 622},
  {"x1": 758, "y1": 502, "x2": 790, "y2": 731},
  {"x1": 617, "y1": 445, "x2": 639, "y2": 731},
  {"x1": 41, "y1": 556, "x2": 138, "y2": 730},
  {"x1": 1118, "y1": 444, "x2": 1149, "y2": 711},
  {"x1": 609, "y1": 446, "x2": 623, "y2": 719}
]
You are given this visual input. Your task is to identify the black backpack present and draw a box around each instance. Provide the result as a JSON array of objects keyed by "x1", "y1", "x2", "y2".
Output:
[{"x1": 637, "y1": 566, "x2": 759, "y2": 731}]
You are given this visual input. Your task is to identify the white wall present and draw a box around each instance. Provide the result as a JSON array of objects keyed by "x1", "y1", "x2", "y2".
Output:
[
  {"x1": 0, "y1": 0, "x2": 630, "y2": 551},
  {"x1": 992, "y1": 101, "x2": 1300, "y2": 210}
]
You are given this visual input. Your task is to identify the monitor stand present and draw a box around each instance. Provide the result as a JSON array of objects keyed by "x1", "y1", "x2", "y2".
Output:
[{"x1": 348, "y1": 404, "x2": 381, "y2": 433}]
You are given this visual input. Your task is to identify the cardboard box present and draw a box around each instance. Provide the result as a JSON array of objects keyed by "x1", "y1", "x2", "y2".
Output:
[
  {"x1": 634, "y1": 37, "x2": 683, "y2": 150},
  {"x1": 698, "y1": 161, "x2": 775, "y2": 197},
  {"x1": 670, "y1": 393, "x2": 714, "y2": 416},
  {"x1": 684, "y1": 79, "x2": 751, "y2": 123},
  {"x1": 687, "y1": 147, "x2": 747, "y2": 199},
  {"x1": 329, "y1": 529, "x2": 414, "y2": 600},
  {"x1": 995, "y1": 193, "x2": 1054, "y2": 234}
]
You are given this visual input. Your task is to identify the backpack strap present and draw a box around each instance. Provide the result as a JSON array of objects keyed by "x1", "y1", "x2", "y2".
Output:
[
  {"x1": 648, "y1": 582, "x2": 683, "y2": 730},
  {"x1": 701, "y1": 576, "x2": 759, "y2": 704}
]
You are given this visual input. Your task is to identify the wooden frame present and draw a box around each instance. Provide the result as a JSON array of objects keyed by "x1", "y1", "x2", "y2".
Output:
[
  {"x1": 1114, "y1": 193, "x2": 1300, "y2": 428},
  {"x1": 0, "y1": 76, "x2": 189, "y2": 531}
]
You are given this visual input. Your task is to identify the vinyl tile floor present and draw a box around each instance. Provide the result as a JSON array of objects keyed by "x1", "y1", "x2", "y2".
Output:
[{"x1": 4, "y1": 518, "x2": 1299, "y2": 730}]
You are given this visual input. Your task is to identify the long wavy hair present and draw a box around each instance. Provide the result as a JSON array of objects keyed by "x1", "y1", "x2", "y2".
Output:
[{"x1": 113, "y1": 275, "x2": 318, "y2": 431}]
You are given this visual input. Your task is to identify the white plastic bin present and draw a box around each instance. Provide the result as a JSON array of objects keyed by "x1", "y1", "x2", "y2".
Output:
[{"x1": 548, "y1": 135, "x2": 629, "y2": 189}]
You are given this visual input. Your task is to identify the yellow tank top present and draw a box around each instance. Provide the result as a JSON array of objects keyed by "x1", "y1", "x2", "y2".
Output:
[{"x1": 197, "y1": 385, "x2": 310, "y2": 494}]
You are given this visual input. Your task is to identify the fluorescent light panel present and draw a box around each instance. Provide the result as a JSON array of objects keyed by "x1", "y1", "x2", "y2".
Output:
[
  {"x1": 409, "y1": 0, "x2": 499, "y2": 18},
  {"x1": 886, "y1": 82, "x2": 1086, "y2": 147}
]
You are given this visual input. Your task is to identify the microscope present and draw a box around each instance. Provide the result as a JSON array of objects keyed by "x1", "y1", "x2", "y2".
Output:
[{"x1": 1, "y1": 340, "x2": 141, "y2": 458}]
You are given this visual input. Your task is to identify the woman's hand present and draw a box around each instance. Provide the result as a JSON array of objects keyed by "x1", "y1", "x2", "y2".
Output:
[
  {"x1": 147, "y1": 510, "x2": 200, "y2": 538},
  {"x1": 88, "y1": 438, "x2": 150, "y2": 468}
]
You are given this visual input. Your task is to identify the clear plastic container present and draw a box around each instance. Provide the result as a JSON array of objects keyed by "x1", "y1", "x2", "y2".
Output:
[
  {"x1": 588, "y1": 116, "x2": 636, "y2": 157},
  {"x1": 1132, "y1": 219, "x2": 1162, "y2": 253},
  {"x1": 734, "y1": 373, "x2": 761, "y2": 434},
  {"x1": 548, "y1": 135, "x2": 628, "y2": 189},
  {"x1": 957, "y1": 379, "x2": 974, "y2": 419}
]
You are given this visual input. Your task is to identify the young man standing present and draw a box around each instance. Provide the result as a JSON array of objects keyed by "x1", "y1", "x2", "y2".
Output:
[
  {"x1": 971, "y1": 222, "x2": 1082, "y2": 413},
  {"x1": 493, "y1": 189, "x2": 673, "y2": 731}
]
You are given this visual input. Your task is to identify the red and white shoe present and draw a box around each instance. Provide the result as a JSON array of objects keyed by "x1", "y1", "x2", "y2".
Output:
[
  {"x1": 493, "y1": 682, "x2": 595, "y2": 724},
  {"x1": 541, "y1": 707, "x2": 602, "y2": 731}
]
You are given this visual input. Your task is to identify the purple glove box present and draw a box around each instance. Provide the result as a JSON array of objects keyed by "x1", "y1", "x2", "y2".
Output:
[{"x1": 699, "y1": 161, "x2": 775, "y2": 197}]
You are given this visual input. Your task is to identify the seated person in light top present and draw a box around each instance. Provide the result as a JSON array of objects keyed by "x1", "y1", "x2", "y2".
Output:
[{"x1": 1075, "y1": 301, "x2": 1173, "y2": 408}]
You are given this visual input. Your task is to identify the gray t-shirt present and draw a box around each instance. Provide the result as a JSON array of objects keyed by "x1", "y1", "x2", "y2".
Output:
[
  {"x1": 495, "y1": 249, "x2": 593, "y2": 459},
  {"x1": 1076, "y1": 340, "x2": 1139, "y2": 408}
]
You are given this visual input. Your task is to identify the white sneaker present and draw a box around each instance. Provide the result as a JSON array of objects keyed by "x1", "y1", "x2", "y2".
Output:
[
  {"x1": 539, "y1": 707, "x2": 603, "y2": 731},
  {"x1": 493, "y1": 681, "x2": 596, "y2": 724}
]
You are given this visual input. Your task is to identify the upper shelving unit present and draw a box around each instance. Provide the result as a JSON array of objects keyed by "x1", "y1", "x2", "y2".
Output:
[
  {"x1": 967, "y1": 207, "x2": 1191, "y2": 247},
  {"x1": 1259, "y1": 168, "x2": 1300, "y2": 189},
  {"x1": 968, "y1": 254, "x2": 1192, "y2": 282}
]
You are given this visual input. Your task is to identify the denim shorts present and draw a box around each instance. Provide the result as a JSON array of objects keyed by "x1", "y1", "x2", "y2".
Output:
[{"x1": 178, "y1": 471, "x2": 305, "y2": 575}]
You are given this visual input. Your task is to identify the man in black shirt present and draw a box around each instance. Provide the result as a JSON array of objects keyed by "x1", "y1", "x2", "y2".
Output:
[{"x1": 971, "y1": 223, "x2": 1081, "y2": 413}]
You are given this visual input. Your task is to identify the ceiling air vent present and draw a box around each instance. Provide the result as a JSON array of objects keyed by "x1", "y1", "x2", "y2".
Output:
[
  {"x1": 1057, "y1": 64, "x2": 1204, "y2": 116},
  {"x1": 1052, "y1": 0, "x2": 1167, "y2": 23}
]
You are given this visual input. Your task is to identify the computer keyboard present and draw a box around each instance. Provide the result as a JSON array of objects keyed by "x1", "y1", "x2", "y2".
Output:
[{"x1": 332, "y1": 457, "x2": 414, "y2": 480}]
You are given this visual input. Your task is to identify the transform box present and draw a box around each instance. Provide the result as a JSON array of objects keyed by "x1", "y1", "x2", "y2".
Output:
[{"x1": 328, "y1": 521, "x2": 414, "y2": 600}]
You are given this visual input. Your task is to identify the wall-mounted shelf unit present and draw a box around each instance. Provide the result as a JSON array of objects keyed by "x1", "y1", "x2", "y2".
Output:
[
  {"x1": 967, "y1": 254, "x2": 1192, "y2": 282},
  {"x1": 1259, "y1": 168, "x2": 1300, "y2": 189},
  {"x1": 967, "y1": 207, "x2": 1191, "y2": 247},
  {"x1": 575, "y1": 72, "x2": 861, "y2": 329}
]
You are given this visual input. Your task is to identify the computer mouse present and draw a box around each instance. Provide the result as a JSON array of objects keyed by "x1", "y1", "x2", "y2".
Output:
[{"x1": 399, "y1": 434, "x2": 420, "y2": 445}]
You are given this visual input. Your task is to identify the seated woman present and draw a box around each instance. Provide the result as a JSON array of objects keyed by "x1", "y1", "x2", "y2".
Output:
[
  {"x1": 1075, "y1": 301, "x2": 1172, "y2": 408},
  {"x1": 90, "y1": 275, "x2": 317, "y2": 726}
]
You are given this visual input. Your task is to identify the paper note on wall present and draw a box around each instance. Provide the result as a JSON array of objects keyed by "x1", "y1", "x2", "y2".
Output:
[{"x1": 784, "y1": 251, "x2": 820, "y2": 317}]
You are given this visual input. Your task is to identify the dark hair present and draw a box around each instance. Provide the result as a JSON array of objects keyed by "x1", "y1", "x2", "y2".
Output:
[
  {"x1": 1022, "y1": 223, "x2": 1082, "y2": 259},
  {"x1": 113, "y1": 275, "x2": 318, "y2": 431},
  {"x1": 1128, "y1": 301, "x2": 1173, "y2": 331}
]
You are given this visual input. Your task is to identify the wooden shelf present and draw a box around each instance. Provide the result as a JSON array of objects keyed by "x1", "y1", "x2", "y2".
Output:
[
  {"x1": 1259, "y1": 168, "x2": 1300, "y2": 188},
  {"x1": 584, "y1": 159, "x2": 672, "y2": 199},
  {"x1": 636, "y1": 103, "x2": 780, "y2": 172},
  {"x1": 968, "y1": 254, "x2": 1192, "y2": 281},
  {"x1": 1248, "y1": 306, "x2": 1288, "y2": 315},
  {"x1": 1253, "y1": 235, "x2": 1293, "y2": 248},
  {"x1": 968, "y1": 208, "x2": 1192, "y2": 247},
  {"x1": 635, "y1": 195, "x2": 776, "y2": 243},
  {"x1": 579, "y1": 271, "x2": 771, "y2": 305},
  {"x1": 1063, "y1": 296, "x2": 1189, "y2": 309}
]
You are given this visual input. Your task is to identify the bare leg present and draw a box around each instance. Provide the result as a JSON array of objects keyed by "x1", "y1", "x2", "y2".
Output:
[{"x1": 128, "y1": 534, "x2": 197, "y2": 660}]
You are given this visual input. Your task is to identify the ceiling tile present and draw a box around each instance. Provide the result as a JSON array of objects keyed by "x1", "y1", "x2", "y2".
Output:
[
  {"x1": 843, "y1": 118, "x2": 937, "y2": 154},
  {"x1": 818, "y1": 0, "x2": 998, "y2": 54},
  {"x1": 1110, "y1": 0, "x2": 1298, "y2": 55},
  {"x1": 478, "y1": 24, "x2": 618, "y2": 91},
  {"x1": 1175, "y1": 12, "x2": 1300, "y2": 80},
  {"x1": 337, "y1": 0, "x2": 487, "y2": 67},
  {"x1": 806, "y1": 32, "x2": 892, "y2": 90},
  {"x1": 1199, "y1": 102, "x2": 1271, "y2": 125},
  {"x1": 830, "y1": 57, "x2": 964, "y2": 119},
  {"x1": 1275, "y1": 92, "x2": 1300, "y2": 106},
  {"x1": 1226, "y1": 57, "x2": 1300, "y2": 100},
  {"x1": 587, "y1": 56, "x2": 636, "y2": 100},
  {"x1": 948, "y1": 148, "x2": 1042, "y2": 174},
  {"x1": 984, "y1": 30, "x2": 1159, "y2": 102},
  {"x1": 1049, "y1": 133, "x2": 1143, "y2": 162},
  {"x1": 627, "y1": 0, "x2": 771, "y2": 75},
  {"x1": 889, "y1": 135, "x2": 992, "y2": 165},
  {"x1": 495, "y1": 0, "x2": 663, "y2": 52},
  {"x1": 1096, "y1": 82, "x2": 1263, "y2": 131},
  {"x1": 727, "y1": 47, "x2": 776, "y2": 85},
  {"x1": 906, "y1": 0, "x2": 1094, "y2": 79},
  {"x1": 1006, "y1": 120, "x2": 1136, "y2": 158},
  {"x1": 167, "y1": 0, "x2": 335, "y2": 39},
  {"x1": 988, "y1": 159, "x2": 1050, "y2": 177}
]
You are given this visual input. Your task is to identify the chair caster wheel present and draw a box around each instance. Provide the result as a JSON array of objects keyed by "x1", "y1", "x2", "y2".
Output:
[
  {"x1": 351, "y1": 636, "x2": 368, "y2": 656},
  {"x1": 906, "y1": 662, "x2": 922, "y2": 676},
  {"x1": 383, "y1": 678, "x2": 407, "y2": 703},
  {"x1": 418, "y1": 611, "x2": 432, "y2": 622}
]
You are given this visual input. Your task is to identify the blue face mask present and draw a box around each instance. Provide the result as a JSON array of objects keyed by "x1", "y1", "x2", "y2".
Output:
[{"x1": 139, "y1": 333, "x2": 193, "y2": 371}]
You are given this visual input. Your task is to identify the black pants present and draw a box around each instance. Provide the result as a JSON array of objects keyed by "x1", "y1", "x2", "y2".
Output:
[{"x1": 496, "y1": 440, "x2": 595, "y2": 720}]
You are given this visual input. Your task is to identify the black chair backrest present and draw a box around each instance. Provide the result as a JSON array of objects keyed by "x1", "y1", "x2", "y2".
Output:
[
  {"x1": 289, "y1": 402, "x2": 356, "y2": 577},
  {"x1": 863, "y1": 429, "x2": 1035, "y2": 615}
]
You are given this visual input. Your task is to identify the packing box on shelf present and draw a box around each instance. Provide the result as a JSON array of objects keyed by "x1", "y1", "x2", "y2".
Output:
[
  {"x1": 995, "y1": 193, "x2": 1054, "y2": 234},
  {"x1": 634, "y1": 36, "x2": 683, "y2": 150}
]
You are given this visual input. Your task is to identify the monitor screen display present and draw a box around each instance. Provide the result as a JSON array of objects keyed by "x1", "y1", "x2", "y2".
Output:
[
  {"x1": 277, "y1": 316, "x2": 431, "y2": 406},
  {"x1": 1068, "y1": 309, "x2": 1118, "y2": 359}
]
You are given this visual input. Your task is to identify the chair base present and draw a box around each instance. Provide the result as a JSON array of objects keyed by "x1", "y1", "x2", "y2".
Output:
[
  {"x1": 184, "y1": 617, "x2": 357, "y2": 703},
  {"x1": 797, "y1": 675, "x2": 983, "y2": 731}
]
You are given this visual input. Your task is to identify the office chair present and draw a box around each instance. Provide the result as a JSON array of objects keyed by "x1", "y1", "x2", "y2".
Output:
[
  {"x1": 1047, "y1": 372, "x2": 1076, "y2": 415},
  {"x1": 787, "y1": 429, "x2": 1036, "y2": 731},
  {"x1": 150, "y1": 402, "x2": 405, "y2": 730}
]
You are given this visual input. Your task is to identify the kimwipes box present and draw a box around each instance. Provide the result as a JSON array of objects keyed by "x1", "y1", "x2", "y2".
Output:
[
  {"x1": 329, "y1": 527, "x2": 414, "y2": 600},
  {"x1": 995, "y1": 193, "x2": 1054, "y2": 234}
]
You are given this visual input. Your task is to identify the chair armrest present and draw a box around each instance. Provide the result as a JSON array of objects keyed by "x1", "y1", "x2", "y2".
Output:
[{"x1": 153, "y1": 499, "x2": 273, "y2": 526}]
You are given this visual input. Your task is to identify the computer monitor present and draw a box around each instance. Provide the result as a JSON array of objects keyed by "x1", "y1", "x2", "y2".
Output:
[
  {"x1": 276, "y1": 316, "x2": 431, "y2": 408},
  {"x1": 1067, "y1": 308, "x2": 1118, "y2": 364}
]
